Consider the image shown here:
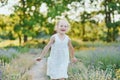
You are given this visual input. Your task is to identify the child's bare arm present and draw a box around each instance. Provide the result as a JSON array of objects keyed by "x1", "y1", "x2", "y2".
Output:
[
  {"x1": 68, "y1": 39, "x2": 77, "y2": 63},
  {"x1": 68, "y1": 39, "x2": 74, "y2": 58},
  {"x1": 36, "y1": 36, "x2": 55, "y2": 61}
]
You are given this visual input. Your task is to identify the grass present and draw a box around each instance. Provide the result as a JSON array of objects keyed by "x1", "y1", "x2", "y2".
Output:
[
  {"x1": 68, "y1": 62, "x2": 117, "y2": 80},
  {"x1": 1, "y1": 53, "x2": 35, "y2": 80},
  {"x1": 72, "y1": 39, "x2": 120, "y2": 50},
  {"x1": 69, "y1": 46, "x2": 120, "y2": 80},
  {"x1": 0, "y1": 47, "x2": 42, "y2": 80},
  {"x1": 75, "y1": 46, "x2": 120, "y2": 69},
  {"x1": 0, "y1": 46, "x2": 119, "y2": 80},
  {"x1": 1, "y1": 38, "x2": 120, "y2": 49},
  {"x1": 0, "y1": 39, "x2": 120, "y2": 80},
  {"x1": 0, "y1": 47, "x2": 30, "y2": 66}
]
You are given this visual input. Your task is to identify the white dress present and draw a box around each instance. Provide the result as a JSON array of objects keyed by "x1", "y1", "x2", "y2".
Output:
[{"x1": 47, "y1": 33, "x2": 70, "y2": 79}]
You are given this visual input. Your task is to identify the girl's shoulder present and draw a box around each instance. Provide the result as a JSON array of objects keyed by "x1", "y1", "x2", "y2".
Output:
[
  {"x1": 51, "y1": 34, "x2": 57, "y2": 37},
  {"x1": 50, "y1": 34, "x2": 57, "y2": 40},
  {"x1": 65, "y1": 34, "x2": 71, "y2": 40}
]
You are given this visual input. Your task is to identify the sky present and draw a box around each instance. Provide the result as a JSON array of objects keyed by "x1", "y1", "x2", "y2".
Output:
[
  {"x1": 0, "y1": 0, "x2": 120, "y2": 22},
  {"x1": 0, "y1": 0, "x2": 18, "y2": 15}
]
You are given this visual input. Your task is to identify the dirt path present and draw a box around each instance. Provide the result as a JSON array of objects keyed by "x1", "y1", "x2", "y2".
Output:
[
  {"x1": 28, "y1": 58, "x2": 87, "y2": 80},
  {"x1": 29, "y1": 58, "x2": 48, "y2": 80}
]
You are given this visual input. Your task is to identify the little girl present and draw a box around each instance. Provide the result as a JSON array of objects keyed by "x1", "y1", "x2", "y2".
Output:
[{"x1": 36, "y1": 19, "x2": 77, "y2": 80}]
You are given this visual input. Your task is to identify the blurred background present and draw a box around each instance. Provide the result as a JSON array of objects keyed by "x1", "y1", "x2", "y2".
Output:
[
  {"x1": 0, "y1": 0, "x2": 120, "y2": 80},
  {"x1": 0, "y1": 0, "x2": 120, "y2": 47}
]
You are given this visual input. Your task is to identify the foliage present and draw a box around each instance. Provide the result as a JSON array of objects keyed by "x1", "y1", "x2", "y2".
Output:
[
  {"x1": 0, "y1": 0, "x2": 8, "y2": 7},
  {"x1": 76, "y1": 46, "x2": 120, "y2": 69},
  {"x1": 116, "y1": 69, "x2": 120, "y2": 79},
  {"x1": 0, "y1": 47, "x2": 29, "y2": 66},
  {"x1": 67, "y1": 46, "x2": 120, "y2": 80},
  {"x1": 0, "y1": 45, "x2": 120, "y2": 80},
  {"x1": 1, "y1": 53, "x2": 35, "y2": 80},
  {"x1": 0, "y1": 0, "x2": 120, "y2": 44},
  {"x1": 68, "y1": 62, "x2": 117, "y2": 80}
]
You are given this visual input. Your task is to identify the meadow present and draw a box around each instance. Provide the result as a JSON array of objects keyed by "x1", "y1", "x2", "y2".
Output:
[
  {"x1": 68, "y1": 46, "x2": 120, "y2": 80},
  {"x1": 0, "y1": 0, "x2": 120, "y2": 80},
  {"x1": 0, "y1": 41, "x2": 120, "y2": 80}
]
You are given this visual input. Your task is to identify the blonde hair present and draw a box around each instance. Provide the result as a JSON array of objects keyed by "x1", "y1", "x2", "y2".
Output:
[{"x1": 54, "y1": 19, "x2": 70, "y2": 32}]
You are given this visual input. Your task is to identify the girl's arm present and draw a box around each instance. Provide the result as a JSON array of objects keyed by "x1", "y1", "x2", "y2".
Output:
[
  {"x1": 68, "y1": 39, "x2": 77, "y2": 63},
  {"x1": 36, "y1": 36, "x2": 55, "y2": 61}
]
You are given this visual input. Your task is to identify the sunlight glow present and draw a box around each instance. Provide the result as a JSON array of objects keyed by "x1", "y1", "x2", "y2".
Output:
[{"x1": 0, "y1": 0, "x2": 120, "y2": 22}]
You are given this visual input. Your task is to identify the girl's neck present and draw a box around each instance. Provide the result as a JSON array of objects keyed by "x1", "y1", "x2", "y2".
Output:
[{"x1": 57, "y1": 33, "x2": 65, "y2": 36}]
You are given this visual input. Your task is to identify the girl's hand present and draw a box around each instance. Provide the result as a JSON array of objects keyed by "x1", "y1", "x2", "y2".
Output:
[
  {"x1": 71, "y1": 57, "x2": 77, "y2": 63},
  {"x1": 36, "y1": 58, "x2": 42, "y2": 61}
]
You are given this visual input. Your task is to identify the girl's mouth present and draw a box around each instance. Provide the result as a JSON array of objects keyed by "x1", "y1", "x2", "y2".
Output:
[{"x1": 61, "y1": 29, "x2": 66, "y2": 31}]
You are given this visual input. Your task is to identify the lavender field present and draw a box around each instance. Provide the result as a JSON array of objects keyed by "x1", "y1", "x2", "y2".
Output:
[
  {"x1": 68, "y1": 46, "x2": 120, "y2": 80},
  {"x1": 0, "y1": 44, "x2": 120, "y2": 80},
  {"x1": 0, "y1": 0, "x2": 120, "y2": 80}
]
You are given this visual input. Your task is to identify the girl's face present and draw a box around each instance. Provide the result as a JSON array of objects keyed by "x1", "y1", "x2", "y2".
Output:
[{"x1": 57, "y1": 20, "x2": 69, "y2": 34}]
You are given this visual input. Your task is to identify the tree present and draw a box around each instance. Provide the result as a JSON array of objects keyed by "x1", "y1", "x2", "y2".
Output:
[
  {"x1": 0, "y1": 0, "x2": 8, "y2": 7},
  {"x1": 103, "y1": 0, "x2": 120, "y2": 42}
]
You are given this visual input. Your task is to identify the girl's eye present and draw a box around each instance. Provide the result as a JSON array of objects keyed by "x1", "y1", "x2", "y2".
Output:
[
  {"x1": 60, "y1": 25, "x2": 67, "y2": 28},
  {"x1": 60, "y1": 25, "x2": 63, "y2": 27}
]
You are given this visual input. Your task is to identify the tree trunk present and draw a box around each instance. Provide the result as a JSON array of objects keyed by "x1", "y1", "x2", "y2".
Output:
[
  {"x1": 18, "y1": 33, "x2": 22, "y2": 46},
  {"x1": 113, "y1": 28, "x2": 116, "y2": 41},
  {"x1": 104, "y1": 0, "x2": 112, "y2": 42},
  {"x1": 82, "y1": 23, "x2": 85, "y2": 40},
  {"x1": 21, "y1": 0, "x2": 28, "y2": 42},
  {"x1": 24, "y1": 35, "x2": 27, "y2": 42}
]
